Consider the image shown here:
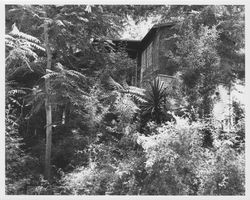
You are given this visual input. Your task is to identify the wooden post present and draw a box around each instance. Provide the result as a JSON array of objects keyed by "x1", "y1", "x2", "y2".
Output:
[{"x1": 135, "y1": 52, "x2": 138, "y2": 86}]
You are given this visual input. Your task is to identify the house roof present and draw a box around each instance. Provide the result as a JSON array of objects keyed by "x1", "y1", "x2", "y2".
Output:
[
  {"x1": 111, "y1": 39, "x2": 141, "y2": 59},
  {"x1": 140, "y1": 22, "x2": 176, "y2": 50},
  {"x1": 110, "y1": 22, "x2": 176, "y2": 56},
  {"x1": 111, "y1": 39, "x2": 141, "y2": 52}
]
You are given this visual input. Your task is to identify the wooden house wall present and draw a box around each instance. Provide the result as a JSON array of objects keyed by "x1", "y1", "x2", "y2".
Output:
[
  {"x1": 158, "y1": 26, "x2": 179, "y2": 76},
  {"x1": 139, "y1": 24, "x2": 183, "y2": 88},
  {"x1": 140, "y1": 25, "x2": 178, "y2": 87},
  {"x1": 140, "y1": 31, "x2": 160, "y2": 87}
]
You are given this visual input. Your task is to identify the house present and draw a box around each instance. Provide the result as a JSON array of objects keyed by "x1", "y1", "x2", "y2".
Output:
[
  {"x1": 114, "y1": 23, "x2": 245, "y2": 131},
  {"x1": 113, "y1": 22, "x2": 179, "y2": 88},
  {"x1": 137, "y1": 22, "x2": 179, "y2": 87}
]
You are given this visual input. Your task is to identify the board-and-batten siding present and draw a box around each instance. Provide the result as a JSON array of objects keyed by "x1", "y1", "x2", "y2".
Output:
[
  {"x1": 140, "y1": 26, "x2": 177, "y2": 87},
  {"x1": 141, "y1": 41, "x2": 153, "y2": 70},
  {"x1": 140, "y1": 41, "x2": 154, "y2": 86}
]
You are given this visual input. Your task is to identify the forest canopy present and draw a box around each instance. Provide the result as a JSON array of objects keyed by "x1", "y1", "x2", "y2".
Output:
[{"x1": 5, "y1": 5, "x2": 245, "y2": 195}]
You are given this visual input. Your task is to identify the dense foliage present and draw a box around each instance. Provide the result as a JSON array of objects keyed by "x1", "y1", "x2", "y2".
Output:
[
  {"x1": 5, "y1": 5, "x2": 244, "y2": 195},
  {"x1": 137, "y1": 116, "x2": 245, "y2": 195}
]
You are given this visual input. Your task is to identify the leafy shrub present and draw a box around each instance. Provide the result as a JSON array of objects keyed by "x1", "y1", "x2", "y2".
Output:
[
  {"x1": 60, "y1": 152, "x2": 146, "y2": 195},
  {"x1": 137, "y1": 115, "x2": 245, "y2": 195},
  {"x1": 5, "y1": 106, "x2": 40, "y2": 194},
  {"x1": 60, "y1": 120, "x2": 144, "y2": 195}
]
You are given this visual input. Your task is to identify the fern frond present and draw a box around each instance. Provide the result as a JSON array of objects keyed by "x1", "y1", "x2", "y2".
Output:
[
  {"x1": 5, "y1": 34, "x2": 16, "y2": 42},
  {"x1": 46, "y1": 69, "x2": 54, "y2": 74},
  {"x1": 44, "y1": 18, "x2": 53, "y2": 25},
  {"x1": 5, "y1": 40, "x2": 16, "y2": 49},
  {"x1": 8, "y1": 97, "x2": 22, "y2": 107},
  {"x1": 9, "y1": 23, "x2": 41, "y2": 44},
  {"x1": 62, "y1": 20, "x2": 74, "y2": 26},
  {"x1": 6, "y1": 80, "x2": 17, "y2": 86},
  {"x1": 5, "y1": 24, "x2": 44, "y2": 73},
  {"x1": 8, "y1": 89, "x2": 26, "y2": 96},
  {"x1": 20, "y1": 56, "x2": 33, "y2": 72},
  {"x1": 53, "y1": 63, "x2": 86, "y2": 80},
  {"x1": 19, "y1": 46, "x2": 38, "y2": 59},
  {"x1": 55, "y1": 19, "x2": 65, "y2": 27},
  {"x1": 120, "y1": 86, "x2": 147, "y2": 103},
  {"x1": 128, "y1": 86, "x2": 145, "y2": 96},
  {"x1": 107, "y1": 76, "x2": 124, "y2": 91},
  {"x1": 67, "y1": 70, "x2": 86, "y2": 80},
  {"x1": 25, "y1": 90, "x2": 45, "y2": 106},
  {"x1": 54, "y1": 63, "x2": 65, "y2": 72},
  {"x1": 77, "y1": 16, "x2": 89, "y2": 22},
  {"x1": 42, "y1": 71, "x2": 60, "y2": 79},
  {"x1": 76, "y1": 88, "x2": 89, "y2": 96},
  {"x1": 25, "y1": 93, "x2": 46, "y2": 116},
  {"x1": 114, "y1": 94, "x2": 140, "y2": 120},
  {"x1": 128, "y1": 93, "x2": 147, "y2": 104},
  {"x1": 25, "y1": 41, "x2": 45, "y2": 51},
  {"x1": 121, "y1": 79, "x2": 129, "y2": 90},
  {"x1": 32, "y1": 99, "x2": 45, "y2": 114}
]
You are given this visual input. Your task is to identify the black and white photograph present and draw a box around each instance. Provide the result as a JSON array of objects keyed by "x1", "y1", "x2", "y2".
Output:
[{"x1": 3, "y1": 2, "x2": 246, "y2": 197}]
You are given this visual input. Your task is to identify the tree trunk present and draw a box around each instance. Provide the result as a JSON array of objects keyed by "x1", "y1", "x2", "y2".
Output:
[
  {"x1": 62, "y1": 106, "x2": 66, "y2": 125},
  {"x1": 228, "y1": 83, "x2": 232, "y2": 133},
  {"x1": 44, "y1": 9, "x2": 53, "y2": 180},
  {"x1": 64, "y1": 102, "x2": 71, "y2": 125}
]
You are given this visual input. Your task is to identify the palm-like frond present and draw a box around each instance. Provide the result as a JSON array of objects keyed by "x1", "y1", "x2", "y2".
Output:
[
  {"x1": 140, "y1": 78, "x2": 169, "y2": 124},
  {"x1": 145, "y1": 79, "x2": 166, "y2": 103}
]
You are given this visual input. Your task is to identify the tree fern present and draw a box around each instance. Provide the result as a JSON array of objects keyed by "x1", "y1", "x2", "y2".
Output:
[
  {"x1": 114, "y1": 93, "x2": 139, "y2": 123},
  {"x1": 107, "y1": 76, "x2": 146, "y2": 103},
  {"x1": 43, "y1": 63, "x2": 87, "y2": 81},
  {"x1": 9, "y1": 23, "x2": 41, "y2": 44},
  {"x1": 5, "y1": 23, "x2": 45, "y2": 73},
  {"x1": 106, "y1": 76, "x2": 183, "y2": 124},
  {"x1": 27, "y1": 62, "x2": 88, "y2": 115}
]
